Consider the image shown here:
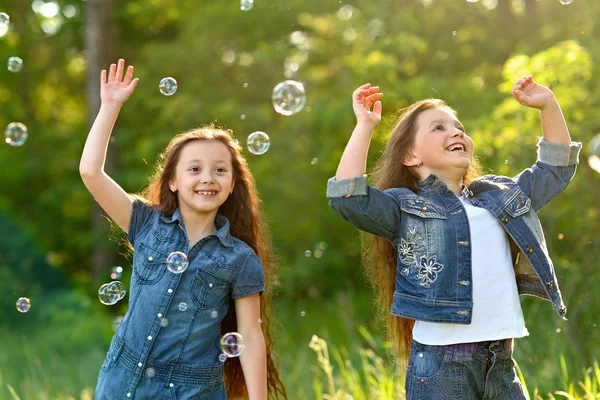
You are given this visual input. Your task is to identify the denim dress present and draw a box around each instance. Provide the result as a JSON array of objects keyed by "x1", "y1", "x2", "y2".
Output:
[{"x1": 95, "y1": 201, "x2": 265, "y2": 400}]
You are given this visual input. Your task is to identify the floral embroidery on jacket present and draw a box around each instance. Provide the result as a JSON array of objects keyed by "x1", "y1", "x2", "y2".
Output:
[{"x1": 398, "y1": 228, "x2": 444, "y2": 288}]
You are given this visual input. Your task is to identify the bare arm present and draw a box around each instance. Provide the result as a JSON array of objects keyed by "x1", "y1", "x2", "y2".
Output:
[
  {"x1": 335, "y1": 83, "x2": 383, "y2": 179},
  {"x1": 235, "y1": 293, "x2": 267, "y2": 400},
  {"x1": 512, "y1": 75, "x2": 571, "y2": 144},
  {"x1": 79, "y1": 59, "x2": 139, "y2": 233}
]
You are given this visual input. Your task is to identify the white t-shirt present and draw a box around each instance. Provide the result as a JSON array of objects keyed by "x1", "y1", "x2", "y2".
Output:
[{"x1": 412, "y1": 195, "x2": 529, "y2": 345}]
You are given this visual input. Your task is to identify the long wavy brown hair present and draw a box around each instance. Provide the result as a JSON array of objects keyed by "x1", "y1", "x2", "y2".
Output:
[
  {"x1": 133, "y1": 125, "x2": 286, "y2": 399},
  {"x1": 360, "y1": 100, "x2": 482, "y2": 362}
]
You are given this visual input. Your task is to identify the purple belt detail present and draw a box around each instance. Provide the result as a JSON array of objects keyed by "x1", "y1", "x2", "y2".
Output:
[{"x1": 442, "y1": 339, "x2": 513, "y2": 354}]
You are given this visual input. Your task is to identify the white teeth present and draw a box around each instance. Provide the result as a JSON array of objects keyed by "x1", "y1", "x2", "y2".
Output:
[
  {"x1": 447, "y1": 144, "x2": 464, "y2": 152},
  {"x1": 197, "y1": 191, "x2": 216, "y2": 195}
]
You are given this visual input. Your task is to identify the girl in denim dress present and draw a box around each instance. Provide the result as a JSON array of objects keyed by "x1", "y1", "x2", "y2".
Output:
[
  {"x1": 80, "y1": 59, "x2": 287, "y2": 400},
  {"x1": 327, "y1": 77, "x2": 581, "y2": 399}
]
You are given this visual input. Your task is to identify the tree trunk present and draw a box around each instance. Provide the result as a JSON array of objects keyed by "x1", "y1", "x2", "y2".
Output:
[{"x1": 85, "y1": 0, "x2": 118, "y2": 279}]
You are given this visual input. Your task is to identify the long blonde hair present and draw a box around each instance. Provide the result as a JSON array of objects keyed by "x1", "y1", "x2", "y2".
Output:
[
  {"x1": 134, "y1": 125, "x2": 286, "y2": 399},
  {"x1": 360, "y1": 100, "x2": 482, "y2": 361}
]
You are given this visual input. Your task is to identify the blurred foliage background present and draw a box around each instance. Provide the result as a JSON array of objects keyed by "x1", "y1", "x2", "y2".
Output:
[{"x1": 0, "y1": 0, "x2": 599, "y2": 398}]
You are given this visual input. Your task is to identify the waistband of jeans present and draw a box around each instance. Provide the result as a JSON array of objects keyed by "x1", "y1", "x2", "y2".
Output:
[
  {"x1": 442, "y1": 338, "x2": 513, "y2": 354},
  {"x1": 116, "y1": 336, "x2": 223, "y2": 385}
]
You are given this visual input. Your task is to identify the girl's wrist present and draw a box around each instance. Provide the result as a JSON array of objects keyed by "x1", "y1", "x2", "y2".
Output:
[
  {"x1": 99, "y1": 102, "x2": 123, "y2": 112},
  {"x1": 354, "y1": 120, "x2": 377, "y2": 132}
]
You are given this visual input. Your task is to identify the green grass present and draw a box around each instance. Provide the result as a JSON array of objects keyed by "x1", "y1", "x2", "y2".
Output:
[{"x1": 2, "y1": 289, "x2": 600, "y2": 399}]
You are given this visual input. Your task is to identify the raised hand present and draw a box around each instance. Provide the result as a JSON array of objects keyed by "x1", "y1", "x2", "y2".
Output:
[
  {"x1": 101, "y1": 59, "x2": 139, "y2": 105},
  {"x1": 511, "y1": 75, "x2": 556, "y2": 111},
  {"x1": 352, "y1": 83, "x2": 383, "y2": 128}
]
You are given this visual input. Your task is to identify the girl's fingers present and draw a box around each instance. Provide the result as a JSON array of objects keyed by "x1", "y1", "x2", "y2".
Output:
[
  {"x1": 100, "y1": 69, "x2": 107, "y2": 85},
  {"x1": 353, "y1": 86, "x2": 380, "y2": 101},
  {"x1": 115, "y1": 59, "x2": 125, "y2": 82},
  {"x1": 108, "y1": 63, "x2": 117, "y2": 82},
  {"x1": 128, "y1": 77, "x2": 139, "y2": 91},
  {"x1": 372, "y1": 100, "x2": 382, "y2": 115},
  {"x1": 123, "y1": 65, "x2": 134, "y2": 85},
  {"x1": 366, "y1": 93, "x2": 383, "y2": 102}
]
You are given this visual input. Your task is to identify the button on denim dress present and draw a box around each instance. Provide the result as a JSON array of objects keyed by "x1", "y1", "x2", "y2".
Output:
[{"x1": 95, "y1": 200, "x2": 265, "y2": 400}]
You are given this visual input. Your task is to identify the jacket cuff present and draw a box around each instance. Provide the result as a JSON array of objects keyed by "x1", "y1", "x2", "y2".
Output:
[
  {"x1": 537, "y1": 138, "x2": 582, "y2": 167},
  {"x1": 326, "y1": 175, "x2": 368, "y2": 198}
]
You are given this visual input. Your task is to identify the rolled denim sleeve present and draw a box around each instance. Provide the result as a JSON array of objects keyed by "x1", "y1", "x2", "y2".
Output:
[
  {"x1": 327, "y1": 176, "x2": 401, "y2": 244},
  {"x1": 231, "y1": 251, "x2": 265, "y2": 299},
  {"x1": 515, "y1": 138, "x2": 582, "y2": 212},
  {"x1": 126, "y1": 198, "x2": 155, "y2": 247}
]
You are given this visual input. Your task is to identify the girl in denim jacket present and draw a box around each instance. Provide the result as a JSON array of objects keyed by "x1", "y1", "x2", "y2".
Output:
[
  {"x1": 327, "y1": 76, "x2": 581, "y2": 399},
  {"x1": 80, "y1": 59, "x2": 287, "y2": 400}
]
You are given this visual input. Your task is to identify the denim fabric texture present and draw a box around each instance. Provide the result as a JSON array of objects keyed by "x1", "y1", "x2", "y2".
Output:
[
  {"x1": 95, "y1": 203, "x2": 265, "y2": 399},
  {"x1": 327, "y1": 138, "x2": 582, "y2": 324},
  {"x1": 405, "y1": 339, "x2": 527, "y2": 400}
]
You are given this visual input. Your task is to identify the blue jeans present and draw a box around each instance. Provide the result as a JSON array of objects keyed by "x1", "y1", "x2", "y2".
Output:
[{"x1": 405, "y1": 339, "x2": 527, "y2": 400}]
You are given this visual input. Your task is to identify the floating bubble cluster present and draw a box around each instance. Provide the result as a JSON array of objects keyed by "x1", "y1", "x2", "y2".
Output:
[
  {"x1": 98, "y1": 281, "x2": 126, "y2": 305},
  {"x1": 246, "y1": 131, "x2": 270, "y2": 155},
  {"x1": 16, "y1": 297, "x2": 31, "y2": 313},
  {"x1": 159, "y1": 77, "x2": 178, "y2": 96},
  {"x1": 220, "y1": 332, "x2": 245, "y2": 358},
  {"x1": 272, "y1": 80, "x2": 306, "y2": 116},
  {"x1": 166, "y1": 251, "x2": 189, "y2": 274},
  {"x1": 5, "y1": 122, "x2": 28, "y2": 146}
]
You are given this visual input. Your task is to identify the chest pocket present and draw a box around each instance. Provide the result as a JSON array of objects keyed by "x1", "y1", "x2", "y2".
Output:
[
  {"x1": 191, "y1": 269, "x2": 229, "y2": 310},
  {"x1": 400, "y1": 199, "x2": 447, "y2": 219},
  {"x1": 504, "y1": 191, "x2": 531, "y2": 218},
  {"x1": 134, "y1": 243, "x2": 168, "y2": 285}
]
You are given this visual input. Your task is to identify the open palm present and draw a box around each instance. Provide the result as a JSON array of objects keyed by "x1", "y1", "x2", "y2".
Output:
[{"x1": 101, "y1": 59, "x2": 139, "y2": 105}]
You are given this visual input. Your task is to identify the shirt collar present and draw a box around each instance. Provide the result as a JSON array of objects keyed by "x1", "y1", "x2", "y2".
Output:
[
  {"x1": 160, "y1": 209, "x2": 234, "y2": 248},
  {"x1": 418, "y1": 173, "x2": 474, "y2": 198}
]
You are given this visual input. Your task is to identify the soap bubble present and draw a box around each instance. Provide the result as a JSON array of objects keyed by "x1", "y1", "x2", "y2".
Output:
[
  {"x1": 178, "y1": 302, "x2": 188, "y2": 312},
  {"x1": 272, "y1": 80, "x2": 306, "y2": 116},
  {"x1": 166, "y1": 251, "x2": 188, "y2": 274},
  {"x1": 246, "y1": 131, "x2": 270, "y2": 155},
  {"x1": 210, "y1": 310, "x2": 219, "y2": 319},
  {"x1": 304, "y1": 250, "x2": 311, "y2": 257},
  {"x1": 220, "y1": 332, "x2": 245, "y2": 357},
  {"x1": 241, "y1": 0, "x2": 254, "y2": 11},
  {"x1": 559, "y1": 0, "x2": 573, "y2": 4},
  {"x1": 219, "y1": 353, "x2": 227, "y2": 362},
  {"x1": 98, "y1": 281, "x2": 126, "y2": 305},
  {"x1": 145, "y1": 367, "x2": 156, "y2": 378},
  {"x1": 0, "y1": 13, "x2": 9, "y2": 37},
  {"x1": 300, "y1": 311, "x2": 306, "y2": 317},
  {"x1": 16, "y1": 297, "x2": 31, "y2": 313},
  {"x1": 159, "y1": 77, "x2": 178, "y2": 96},
  {"x1": 589, "y1": 134, "x2": 600, "y2": 157},
  {"x1": 7, "y1": 56, "x2": 23, "y2": 73},
  {"x1": 5, "y1": 122, "x2": 28, "y2": 146}
]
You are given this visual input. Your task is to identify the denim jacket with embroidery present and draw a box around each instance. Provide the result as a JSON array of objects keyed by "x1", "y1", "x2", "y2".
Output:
[
  {"x1": 327, "y1": 138, "x2": 581, "y2": 324},
  {"x1": 95, "y1": 201, "x2": 265, "y2": 399}
]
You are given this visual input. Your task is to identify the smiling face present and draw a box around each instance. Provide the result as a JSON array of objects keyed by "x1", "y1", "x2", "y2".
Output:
[
  {"x1": 403, "y1": 107, "x2": 474, "y2": 183},
  {"x1": 168, "y1": 139, "x2": 235, "y2": 218}
]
